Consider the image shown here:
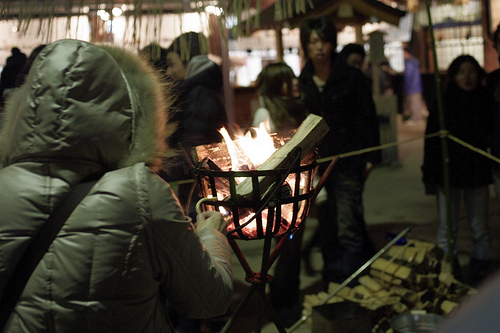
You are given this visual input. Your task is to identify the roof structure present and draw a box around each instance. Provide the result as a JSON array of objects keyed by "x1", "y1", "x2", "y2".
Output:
[
  {"x1": 252, "y1": 0, "x2": 407, "y2": 31},
  {"x1": 0, "y1": 0, "x2": 407, "y2": 42}
]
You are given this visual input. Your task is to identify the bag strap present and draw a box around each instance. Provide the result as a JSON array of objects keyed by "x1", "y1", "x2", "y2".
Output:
[{"x1": 0, "y1": 177, "x2": 99, "y2": 330}]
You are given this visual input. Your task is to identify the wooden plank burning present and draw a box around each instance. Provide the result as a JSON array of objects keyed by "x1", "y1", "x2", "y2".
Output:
[
  {"x1": 194, "y1": 114, "x2": 329, "y2": 200},
  {"x1": 234, "y1": 113, "x2": 329, "y2": 198}
]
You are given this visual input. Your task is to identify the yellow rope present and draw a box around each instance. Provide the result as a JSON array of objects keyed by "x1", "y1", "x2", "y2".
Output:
[
  {"x1": 316, "y1": 132, "x2": 442, "y2": 164},
  {"x1": 170, "y1": 130, "x2": 500, "y2": 188},
  {"x1": 447, "y1": 134, "x2": 500, "y2": 166}
]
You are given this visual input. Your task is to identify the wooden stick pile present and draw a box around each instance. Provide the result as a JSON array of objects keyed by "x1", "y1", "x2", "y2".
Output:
[{"x1": 302, "y1": 238, "x2": 477, "y2": 332}]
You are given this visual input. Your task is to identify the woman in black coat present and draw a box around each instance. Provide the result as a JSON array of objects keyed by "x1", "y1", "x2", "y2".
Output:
[{"x1": 422, "y1": 55, "x2": 495, "y2": 285}]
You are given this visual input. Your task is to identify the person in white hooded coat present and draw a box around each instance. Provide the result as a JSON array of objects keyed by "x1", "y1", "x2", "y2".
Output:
[{"x1": 0, "y1": 39, "x2": 233, "y2": 332}]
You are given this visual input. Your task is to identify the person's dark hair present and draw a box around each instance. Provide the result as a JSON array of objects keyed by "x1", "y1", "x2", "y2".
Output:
[
  {"x1": 300, "y1": 16, "x2": 337, "y2": 60},
  {"x1": 255, "y1": 62, "x2": 307, "y2": 133},
  {"x1": 15, "y1": 44, "x2": 47, "y2": 87},
  {"x1": 140, "y1": 43, "x2": 168, "y2": 71},
  {"x1": 492, "y1": 24, "x2": 500, "y2": 49},
  {"x1": 167, "y1": 32, "x2": 208, "y2": 64},
  {"x1": 338, "y1": 43, "x2": 365, "y2": 62},
  {"x1": 332, "y1": 43, "x2": 366, "y2": 73},
  {"x1": 256, "y1": 62, "x2": 297, "y2": 98},
  {"x1": 11, "y1": 47, "x2": 21, "y2": 56},
  {"x1": 446, "y1": 54, "x2": 485, "y2": 90}
]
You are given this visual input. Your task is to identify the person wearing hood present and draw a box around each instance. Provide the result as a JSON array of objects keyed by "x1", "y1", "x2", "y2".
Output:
[
  {"x1": 164, "y1": 32, "x2": 230, "y2": 332},
  {"x1": 162, "y1": 32, "x2": 228, "y2": 222},
  {"x1": 165, "y1": 31, "x2": 228, "y2": 153},
  {"x1": 0, "y1": 39, "x2": 233, "y2": 332}
]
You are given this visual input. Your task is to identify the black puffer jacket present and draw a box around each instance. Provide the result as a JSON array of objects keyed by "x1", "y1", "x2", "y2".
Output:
[
  {"x1": 169, "y1": 55, "x2": 228, "y2": 150},
  {"x1": 422, "y1": 82, "x2": 495, "y2": 189}
]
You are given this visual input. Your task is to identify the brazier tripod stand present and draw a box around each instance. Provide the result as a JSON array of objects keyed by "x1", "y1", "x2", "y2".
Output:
[{"x1": 194, "y1": 151, "x2": 320, "y2": 332}]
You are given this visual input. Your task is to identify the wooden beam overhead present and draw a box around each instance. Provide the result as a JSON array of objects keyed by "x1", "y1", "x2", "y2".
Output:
[{"x1": 243, "y1": 0, "x2": 406, "y2": 33}]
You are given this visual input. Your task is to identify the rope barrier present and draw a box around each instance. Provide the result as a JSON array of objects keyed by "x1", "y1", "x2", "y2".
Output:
[
  {"x1": 170, "y1": 130, "x2": 500, "y2": 188},
  {"x1": 447, "y1": 134, "x2": 500, "y2": 166},
  {"x1": 316, "y1": 131, "x2": 441, "y2": 164},
  {"x1": 317, "y1": 131, "x2": 500, "y2": 167}
]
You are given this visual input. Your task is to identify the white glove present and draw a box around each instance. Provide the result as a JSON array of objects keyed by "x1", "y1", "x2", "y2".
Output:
[{"x1": 196, "y1": 211, "x2": 228, "y2": 235}]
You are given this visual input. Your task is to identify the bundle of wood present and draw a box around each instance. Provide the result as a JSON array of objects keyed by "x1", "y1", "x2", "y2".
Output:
[
  {"x1": 302, "y1": 238, "x2": 477, "y2": 332},
  {"x1": 194, "y1": 114, "x2": 328, "y2": 199}
]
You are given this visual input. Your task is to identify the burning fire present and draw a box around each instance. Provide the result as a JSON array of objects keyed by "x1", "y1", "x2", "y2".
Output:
[
  {"x1": 215, "y1": 125, "x2": 297, "y2": 237},
  {"x1": 195, "y1": 123, "x2": 312, "y2": 239},
  {"x1": 219, "y1": 122, "x2": 278, "y2": 171}
]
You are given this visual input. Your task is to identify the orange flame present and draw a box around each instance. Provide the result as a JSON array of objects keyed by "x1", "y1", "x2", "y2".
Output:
[
  {"x1": 219, "y1": 122, "x2": 277, "y2": 171},
  {"x1": 206, "y1": 124, "x2": 309, "y2": 239}
]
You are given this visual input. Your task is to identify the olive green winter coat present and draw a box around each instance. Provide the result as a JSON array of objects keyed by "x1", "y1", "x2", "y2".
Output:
[{"x1": 0, "y1": 39, "x2": 232, "y2": 332}]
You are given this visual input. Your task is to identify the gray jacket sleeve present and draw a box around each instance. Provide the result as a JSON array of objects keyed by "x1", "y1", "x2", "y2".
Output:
[{"x1": 147, "y1": 173, "x2": 233, "y2": 319}]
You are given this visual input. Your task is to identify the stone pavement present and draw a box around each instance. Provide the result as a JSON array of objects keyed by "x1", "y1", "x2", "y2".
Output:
[{"x1": 224, "y1": 116, "x2": 500, "y2": 332}]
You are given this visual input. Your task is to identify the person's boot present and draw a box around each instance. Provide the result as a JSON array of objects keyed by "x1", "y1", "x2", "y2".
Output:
[
  {"x1": 301, "y1": 229, "x2": 321, "y2": 276},
  {"x1": 468, "y1": 258, "x2": 490, "y2": 287},
  {"x1": 301, "y1": 247, "x2": 316, "y2": 276},
  {"x1": 451, "y1": 257, "x2": 463, "y2": 282}
]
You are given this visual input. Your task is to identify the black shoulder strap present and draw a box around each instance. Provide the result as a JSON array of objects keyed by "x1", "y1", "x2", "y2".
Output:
[{"x1": 0, "y1": 178, "x2": 99, "y2": 330}]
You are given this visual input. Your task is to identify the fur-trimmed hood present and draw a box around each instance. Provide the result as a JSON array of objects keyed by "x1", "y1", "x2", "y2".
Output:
[
  {"x1": 0, "y1": 39, "x2": 171, "y2": 172},
  {"x1": 0, "y1": 42, "x2": 234, "y2": 333}
]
